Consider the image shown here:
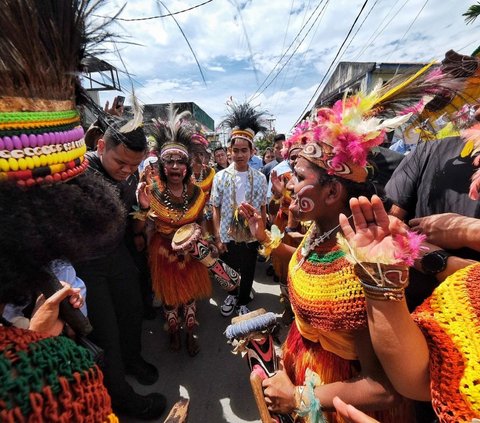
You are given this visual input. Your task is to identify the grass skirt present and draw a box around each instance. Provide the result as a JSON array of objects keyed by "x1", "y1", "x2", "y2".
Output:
[
  {"x1": 149, "y1": 233, "x2": 212, "y2": 306},
  {"x1": 282, "y1": 323, "x2": 413, "y2": 423}
]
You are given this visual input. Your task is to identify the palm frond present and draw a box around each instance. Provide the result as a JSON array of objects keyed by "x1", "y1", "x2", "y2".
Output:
[{"x1": 463, "y1": 3, "x2": 480, "y2": 24}]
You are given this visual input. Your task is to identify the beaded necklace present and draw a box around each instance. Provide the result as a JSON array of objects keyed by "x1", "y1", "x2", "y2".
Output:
[
  {"x1": 162, "y1": 184, "x2": 189, "y2": 223},
  {"x1": 193, "y1": 167, "x2": 205, "y2": 183},
  {"x1": 295, "y1": 218, "x2": 351, "y2": 270}
]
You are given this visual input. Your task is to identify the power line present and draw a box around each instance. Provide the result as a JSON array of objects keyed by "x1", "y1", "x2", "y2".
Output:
[
  {"x1": 294, "y1": 0, "x2": 371, "y2": 127},
  {"x1": 353, "y1": 0, "x2": 409, "y2": 61},
  {"x1": 274, "y1": 0, "x2": 330, "y2": 112},
  {"x1": 248, "y1": 0, "x2": 327, "y2": 100},
  {"x1": 156, "y1": 0, "x2": 207, "y2": 86},
  {"x1": 94, "y1": 0, "x2": 214, "y2": 21},
  {"x1": 384, "y1": 0, "x2": 429, "y2": 62},
  {"x1": 250, "y1": 0, "x2": 330, "y2": 102}
]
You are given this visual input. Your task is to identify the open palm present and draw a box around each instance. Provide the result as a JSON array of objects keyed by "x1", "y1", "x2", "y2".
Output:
[{"x1": 339, "y1": 195, "x2": 407, "y2": 261}]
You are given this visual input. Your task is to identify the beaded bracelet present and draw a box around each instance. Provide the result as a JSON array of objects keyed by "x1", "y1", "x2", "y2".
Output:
[
  {"x1": 354, "y1": 262, "x2": 409, "y2": 301},
  {"x1": 358, "y1": 280, "x2": 406, "y2": 301}
]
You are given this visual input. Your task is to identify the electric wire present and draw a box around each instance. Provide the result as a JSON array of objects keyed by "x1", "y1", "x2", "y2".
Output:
[
  {"x1": 95, "y1": 0, "x2": 214, "y2": 21},
  {"x1": 250, "y1": 0, "x2": 330, "y2": 102},
  {"x1": 249, "y1": 0, "x2": 328, "y2": 101},
  {"x1": 293, "y1": 0, "x2": 370, "y2": 127},
  {"x1": 384, "y1": 0, "x2": 429, "y2": 62}
]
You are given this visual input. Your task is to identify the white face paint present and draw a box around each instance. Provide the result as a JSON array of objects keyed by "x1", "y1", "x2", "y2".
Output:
[{"x1": 296, "y1": 184, "x2": 315, "y2": 212}]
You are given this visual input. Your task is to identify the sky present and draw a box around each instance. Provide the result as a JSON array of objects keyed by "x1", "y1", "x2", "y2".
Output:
[{"x1": 92, "y1": 0, "x2": 480, "y2": 136}]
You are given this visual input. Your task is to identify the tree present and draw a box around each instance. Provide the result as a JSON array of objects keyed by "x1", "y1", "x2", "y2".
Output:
[
  {"x1": 463, "y1": 2, "x2": 480, "y2": 24},
  {"x1": 254, "y1": 131, "x2": 276, "y2": 155}
]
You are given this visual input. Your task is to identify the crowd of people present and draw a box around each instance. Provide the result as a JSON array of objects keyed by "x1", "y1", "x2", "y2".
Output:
[{"x1": 1, "y1": 1, "x2": 480, "y2": 423}]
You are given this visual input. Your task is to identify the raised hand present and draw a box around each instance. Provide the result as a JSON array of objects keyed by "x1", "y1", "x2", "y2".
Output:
[
  {"x1": 339, "y1": 195, "x2": 407, "y2": 261},
  {"x1": 238, "y1": 202, "x2": 267, "y2": 242},
  {"x1": 137, "y1": 181, "x2": 151, "y2": 210},
  {"x1": 270, "y1": 170, "x2": 285, "y2": 199},
  {"x1": 104, "y1": 96, "x2": 124, "y2": 117}
]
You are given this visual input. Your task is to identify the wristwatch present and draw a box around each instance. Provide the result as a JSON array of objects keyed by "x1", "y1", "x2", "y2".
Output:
[{"x1": 420, "y1": 250, "x2": 451, "y2": 275}]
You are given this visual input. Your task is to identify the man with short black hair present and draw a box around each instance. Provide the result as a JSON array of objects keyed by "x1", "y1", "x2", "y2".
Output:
[
  {"x1": 262, "y1": 133, "x2": 285, "y2": 181},
  {"x1": 76, "y1": 122, "x2": 167, "y2": 420},
  {"x1": 213, "y1": 146, "x2": 228, "y2": 172},
  {"x1": 211, "y1": 102, "x2": 268, "y2": 317}
]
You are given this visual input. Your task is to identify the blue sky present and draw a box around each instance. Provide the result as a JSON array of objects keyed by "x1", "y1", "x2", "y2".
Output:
[{"x1": 93, "y1": 0, "x2": 480, "y2": 135}]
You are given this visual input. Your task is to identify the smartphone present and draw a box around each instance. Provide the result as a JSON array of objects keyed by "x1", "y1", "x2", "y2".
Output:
[{"x1": 116, "y1": 96, "x2": 125, "y2": 109}]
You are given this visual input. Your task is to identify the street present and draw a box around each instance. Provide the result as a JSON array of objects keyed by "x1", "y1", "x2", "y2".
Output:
[{"x1": 121, "y1": 260, "x2": 287, "y2": 423}]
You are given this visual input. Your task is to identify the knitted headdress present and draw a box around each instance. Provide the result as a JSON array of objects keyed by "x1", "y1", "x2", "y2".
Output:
[
  {"x1": 0, "y1": 0, "x2": 114, "y2": 186},
  {"x1": 0, "y1": 1, "x2": 122, "y2": 421},
  {"x1": 297, "y1": 61, "x2": 465, "y2": 183},
  {"x1": 151, "y1": 104, "x2": 194, "y2": 161},
  {"x1": 222, "y1": 100, "x2": 268, "y2": 146}
]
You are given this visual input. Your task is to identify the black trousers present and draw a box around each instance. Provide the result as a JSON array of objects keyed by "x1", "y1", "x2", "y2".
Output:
[
  {"x1": 221, "y1": 241, "x2": 259, "y2": 305},
  {"x1": 75, "y1": 241, "x2": 143, "y2": 404}
]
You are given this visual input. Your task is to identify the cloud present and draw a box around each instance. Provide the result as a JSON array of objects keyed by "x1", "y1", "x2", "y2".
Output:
[{"x1": 96, "y1": 0, "x2": 477, "y2": 133}]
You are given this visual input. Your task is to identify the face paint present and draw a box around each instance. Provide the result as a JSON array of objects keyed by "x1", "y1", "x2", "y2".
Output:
[{"x1": 296, "y1": 184, "x2": 315, "y2": 212}]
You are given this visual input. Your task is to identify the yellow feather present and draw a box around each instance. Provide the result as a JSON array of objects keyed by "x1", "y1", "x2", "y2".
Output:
[{"x1": 374, "y1": 61, "x2": 436, "y2": 106}]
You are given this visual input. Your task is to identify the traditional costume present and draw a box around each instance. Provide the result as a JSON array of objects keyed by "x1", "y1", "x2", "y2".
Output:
[
  {"x1": 264, "y1": 84, "x2": 426, "y2": 422},
  {"x1": 146, "y1": 107, "x2": 211, "y2": 355},
  {"x1": 212, "y1": 100, "x2": 268, "y2": 316},
  {"x1": 0, "y1": 0, "x2": 122, "y2": 420}
]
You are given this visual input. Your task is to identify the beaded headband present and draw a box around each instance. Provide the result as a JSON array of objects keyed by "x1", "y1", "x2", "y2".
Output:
[
  {"x1": 160, "y1": 143, "x2": 189, "y2": 160},
  {"x1": 231, "y1": 128, "x2": 255, "y2": 144}
]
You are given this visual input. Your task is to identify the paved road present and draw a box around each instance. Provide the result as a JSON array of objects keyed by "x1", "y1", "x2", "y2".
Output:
[{"x1": 121, "y1": 260, "x2": 289, "y2": 423}]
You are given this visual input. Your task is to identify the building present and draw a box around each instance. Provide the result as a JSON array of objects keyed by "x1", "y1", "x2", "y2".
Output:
[
  {"x1": 143, "y1": 102, "x2": 215, "y2": 132},
  {"x1": 314, "y1": 61, "x2": 430, "y2": 108}
]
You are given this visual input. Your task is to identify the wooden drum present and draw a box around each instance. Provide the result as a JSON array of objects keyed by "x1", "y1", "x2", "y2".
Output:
[{"x1": 172, "y1": 223, "x2": 240, "y2": 291}]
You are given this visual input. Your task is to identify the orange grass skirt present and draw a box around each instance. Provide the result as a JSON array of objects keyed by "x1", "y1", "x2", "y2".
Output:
[
  {"x1": 282, "y1": 323, "x2": 413, "y2": 423},
  {"x1": 149, "y1": 233, "x2": 212, "y2": 306}
]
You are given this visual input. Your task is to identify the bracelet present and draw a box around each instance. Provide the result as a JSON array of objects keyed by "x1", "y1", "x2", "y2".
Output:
[
  {"x1": 284, "y1": 226, "x2": 297, "y2": 234},
  {"x1": 258, "y1": 225, "x2": 283, "y2": 259},
  {"x1": 270, "y1": 195, "x2": 282, "y2": 204},
  {"x1": 294, "y1": 369, "x2": 326, "y2": 423},
  {"x1": 359, "y1": 279, "x2": 406, "y2": 301},
  {"x1": 354, "y1": 262, "x2": 409, "y2": 301},
  {"x1": 130, "y1": 207, "x2": 150, "y2": 221}
]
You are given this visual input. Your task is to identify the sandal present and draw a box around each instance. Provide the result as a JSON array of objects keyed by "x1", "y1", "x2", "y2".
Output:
[{"x1": 186, "y1": 332, "x2": 200, "y2": 357}]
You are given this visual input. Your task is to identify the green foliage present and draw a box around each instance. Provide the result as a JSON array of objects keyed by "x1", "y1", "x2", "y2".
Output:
[
  {"x1": 463, "y1": 3, "x2": 480, "y2": 24},
  {"x1": 254, "y1": 132, "x2": 277, "y2": 154}
]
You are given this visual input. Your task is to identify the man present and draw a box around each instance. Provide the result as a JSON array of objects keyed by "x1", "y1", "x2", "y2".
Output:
[
  {"x1": 385, "y1": 135, "x2": 480, "y2": 423},
  {"x1": 213, "y1": 146, "x2": 228, "y2": 172},
  {"x1": 211, "y1": 103, "x2": 268, "y2": 316},
  {"x1": 261, "y1": 133, "x2": 285, "y2": 181},
  {"x1": 248, "y1": 145, "x2": 263, "y2": 170},
  {"x1": 75, "y1": 123, "x2": 166, "y2": 419}
]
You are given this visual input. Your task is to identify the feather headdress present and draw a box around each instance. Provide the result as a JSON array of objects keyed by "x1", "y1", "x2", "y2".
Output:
[
  {"x1": 150, "y1": 104, "x2": 194, "y2": 160},
  {"x1": 0, "y1": 0, "x2": 115, "y2": 186},
  {"x1": 222, "y1": 99, "x2": 268, "y2": 145},
  {"x1": 297, "y1": 58, "x2": 470, "y2": 183}
]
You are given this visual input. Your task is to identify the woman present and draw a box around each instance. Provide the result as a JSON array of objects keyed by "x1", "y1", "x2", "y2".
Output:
[
  {"x1": 239, "y1": 95, "x2": 414, "y2": 422},
  {"x1": 262, "y1": 147, "x2": 275, "y2": 166},
  {"x1": 338, "y1": 195, "x2": 480, "y2": 422},
  {"x1": 138, "y1": 111, "x2": 211, "y2": 356}
]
